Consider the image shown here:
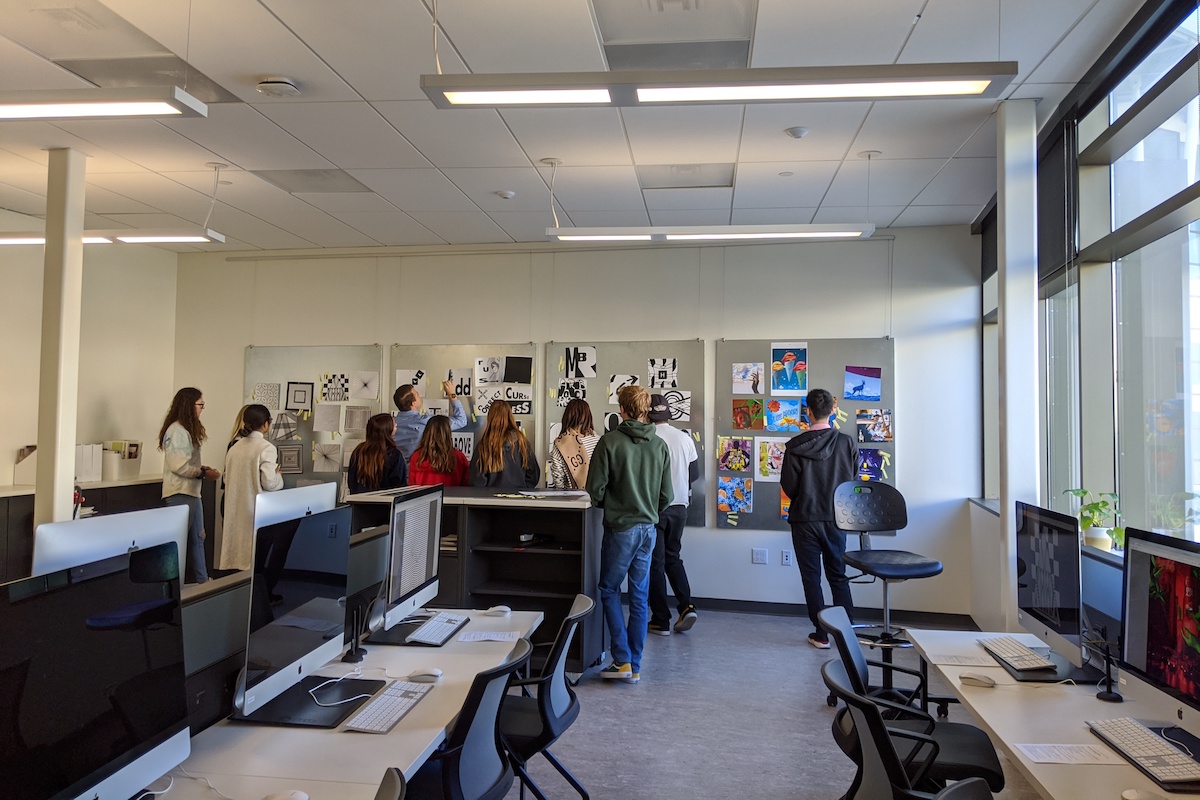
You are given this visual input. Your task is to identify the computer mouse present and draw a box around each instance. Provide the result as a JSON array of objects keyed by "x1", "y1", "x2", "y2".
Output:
[
  {"x1": 484, "y1": 605, "x2": 511, "y2": 616},
  {"x1": 1121, "y1": 790, "x2": 1166, "y2": 800},
  {"x1": 409, "y1": 667, "x2": 443, "y2": 683},
  {"x1": 959, "y1": 671, "x2": 997, "y2": 688},
  {"x1": 261, "y1": 791, "x2": 309, "y2": 800}
]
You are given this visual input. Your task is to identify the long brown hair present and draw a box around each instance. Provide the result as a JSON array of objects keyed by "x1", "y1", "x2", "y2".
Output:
[
  {"x1": 476, "y1": 402, "x2": 528, "y2": 474},
  {"x1": 353, "y1": 413, "x2": 399, "y2": 489},
  {"x1": 158, "y1": 387, "x2": 207, "y2": 450},
  {"x1": 413, "y1": 415, "x2": 457, "y2": 474},
  {"x1": 559, "y1": 398, "x2": 595, "y2": 436}
]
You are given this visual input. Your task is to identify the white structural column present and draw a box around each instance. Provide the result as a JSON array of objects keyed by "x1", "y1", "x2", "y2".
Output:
[
  {"x1": 996, "y1": 100, "x2": 1040, "y2": 629},
  {"x1": 34, "y1": 148, "x2": 86, "y2": 526}
]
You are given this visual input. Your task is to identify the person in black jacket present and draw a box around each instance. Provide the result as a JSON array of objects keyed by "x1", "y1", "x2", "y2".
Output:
[{"x1": 780, "y1": 388, "x2": 858, "y2": 648}]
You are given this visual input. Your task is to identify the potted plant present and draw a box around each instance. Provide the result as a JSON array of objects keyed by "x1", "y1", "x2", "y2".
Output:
[
  {"x1": 1150, "y1": 491, "x2": 1198, "y2": 535},
  {"x1": 1063, "y1": 489, "x2": 1124, "y2": 551}
]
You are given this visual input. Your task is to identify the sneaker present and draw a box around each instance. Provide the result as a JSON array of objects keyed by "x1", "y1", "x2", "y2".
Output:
[
  {"x1": 600, "y1": 662, "x2": 632, "y2": 680},
  {"x1": 626, "y1": 672, "x2": 641, "y2": 684},
  {"x1": 674, "y1": 605, "x2": 698, "y2": 633},
  {"x1": 648, "y1": 622, "x2": 672, "y2": 636},
  {"x1": 808, "y1": 632, "x2": 830, "y2": 649}
]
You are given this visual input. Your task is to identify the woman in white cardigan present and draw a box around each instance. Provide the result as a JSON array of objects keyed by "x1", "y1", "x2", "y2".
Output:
[{"x1": 219, "y1": 404, "x2": 284, "y2": 571}]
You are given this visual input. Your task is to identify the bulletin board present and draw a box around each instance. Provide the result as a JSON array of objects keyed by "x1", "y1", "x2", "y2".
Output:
[
  {"x1": 547, "y1": 340, "x2": 706, "y2": 527},
  {"x1": 714, "y1": 338, "x2": 895, "y2": 531},
  {"x1": 389, "y1": 343, "x2": 539, "y2": 463},
  {"x1": 243, "y1": 345, "x2": 385, "y2": 494}
]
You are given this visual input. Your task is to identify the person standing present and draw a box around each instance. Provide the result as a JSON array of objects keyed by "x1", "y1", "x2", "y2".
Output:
[
  {"x1": 348, "y1": 413, "x2": 408, "y2": 493},
  {"x1": 469, "y1": 402, "x2": 541, "y2": 488},
  {"x1": 780, "y1": 388, "x2": 858, "y2": 648},
  {"x1": 393, "y1": 379, "x2": 467, "y2": 459},
  {"x1": 219, "y1": 404, "x2": 283, "y2": 571},
  {"x1": 646, "y1": 394, "x2": 700, "y2": 635},
  {"x1": 586, "y1": 386, "x2": 672, "y2": 684},
  {"x1": 409, "y1": 415, "x2": 470, "y2": 487},
  {"x1": 547, "y1": 398, "x2": 599, "y2": 490},
  {"x1": 158, "y1": 387, "x2": 218, "y2": 584}
]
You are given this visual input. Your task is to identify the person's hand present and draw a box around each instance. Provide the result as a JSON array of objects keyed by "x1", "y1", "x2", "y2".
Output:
[{"x1": 442, "y1": 379, "x2": 455, "y2": 399}]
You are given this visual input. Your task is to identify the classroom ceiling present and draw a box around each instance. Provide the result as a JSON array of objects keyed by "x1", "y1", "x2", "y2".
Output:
[{"x1": 0, "y1": 0, "x2": 1143, "y2": 252}]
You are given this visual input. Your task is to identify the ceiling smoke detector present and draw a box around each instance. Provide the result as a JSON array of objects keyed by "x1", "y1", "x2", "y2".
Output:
[
  {"x1": 496, "y1": 190, "x2": 516, "y2": 200},
  {"x1": 256, "y1": 78, "x2": 300, "y2": 98},
  {"x1": 784, "y1": 126, "x2": 809, "y2": 139}
]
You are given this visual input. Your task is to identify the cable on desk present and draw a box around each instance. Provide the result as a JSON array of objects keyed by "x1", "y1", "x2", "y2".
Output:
[
  {"x1": 175, "y1": 766, "x2": 236, "y2": 800},
  {"x1": 1163, "y1": 726, "x2": 1196, "y2": 758},
  {"x1": 308, "y1": 665, "x2": 376, "y2": 707},
  {"x1": 133, "y1": 775, "x2": 173, "y2": 799}
]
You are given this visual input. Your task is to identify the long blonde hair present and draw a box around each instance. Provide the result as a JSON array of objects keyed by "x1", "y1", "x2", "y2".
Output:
[{"x1": 476, "y1": 402, "x2": 528, "y2": 473}]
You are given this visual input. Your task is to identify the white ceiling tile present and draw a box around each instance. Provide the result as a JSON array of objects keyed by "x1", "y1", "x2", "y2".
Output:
[
  {"x1": 85, "y1": 185, "x2": 161, "y2": 215},
  {"x1": 564, "y1": 209, "x2": 652, "y2": 227},
  {"x1": 914, "y1": 158, "x2": 997, "y2": 206},
  {"x1": 441, "y1": 167, "x2": 551, "y2": 211},
  {"x1": 53, "y1": 119, "x2": 224, "y2": 172},
  {"x1": 823, "y1": 159, "x2": 944, "y2": 207},
  {"x1": 487, "y1": 210, "x2": 559, "y2": 243},
  {"x1": 753, "y1": 0, "x2": 922, "y2": 67},
  {"x1": 331, "y1": 212, "x2": 446, "y2": 246},
  {"x1": 407, "y1": 211, "x2": 512, "y2": 244},
  {"x1": 203, "y1": 208, "x2": 316, "y2": 250},
  {"x1": 1008, "y1": 83, "x2": 1076, "y2": 130},
  {"x1": 643, "y1": 187, "x2": 733, "y2": 211},
  {"x1": 959, "y1": 116, "x2": 998, "y2": 158},
  {"x1": 0, "y1": 121, "x2": 146, "y2": 172},
  {"x1": 622, "y1": 106, "x2": 745, "y2": 164},
  {"x1": 732, "y1": 207, "x2": 818, "y2": 224},
  {"x1": 0, "y1": 36, "x2": 95, "y2": 90},
  {"x1": 435, "y1": 0, "x2": 606, "y2": 72},
  {"x1": 647, "y1": 209, "x2": 732, "y2": 226},
  {"x1": 812, "y1": 205, "x2": 906, "y2": 228},
  {"x1": 293, "y1": 192, "x2": 398, "y2": 214},
  {"x1": 346, "y1": 169, "x2": 477, "y2": 212},
  {"x1": 373, "y1": 101, "x2": 528, "y2": 169},
  {"x1": 501, "y1": 108, "x2": 633, "y2": 166},
  {"x1": 256, "y1": 102, "x2": 431, "y2": 169},
  {"x1": 898, "y1": 0, "x2": 1001, "y2": 64},
  {"x1": 0, "y1": 148, "x2": 50, "y2": 180},
  {"x1": 851, "y1": 100, "x2": 996, "y2": 160},
  {"x1": 163, "y1": 105, "x2": 333, "y2": 171},
  {"x1": 531, "y1": 165, "x2": 643, "y2": 211},
  {"x1": 1018, "y1": 0, "x2": 1141, "y2": 85},
  {"x1": 85, "y1": 172, "x2": 213, "y2": 221},
  {"x1": 739, "y1": 102, "x2": 871, "y2": 162},
  {"x1": 99, "y1": 212, "x2": 196, "y2": 229},
  {"x1": 891, "y1": 205, "x2": 986, "y2": 227},
  {"x1": 0, "y1": 182, "x2": 47, "y2": 216},
  {"x1": 733, "y1": 162, "x2": 840, "y2": 208}
]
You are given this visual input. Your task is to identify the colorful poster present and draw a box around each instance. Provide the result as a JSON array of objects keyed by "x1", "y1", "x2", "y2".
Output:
[
  {"x1": 857, "y1": 448, "x2": 891, "y2": 481},
  {"x1": 765, "y1": 398, "x2": 802, "y2": 432},
  {"x1": 717, "y1": 477, "x2": 752, "y2": 513},
  {"x1": 844, "y1": 366, "x2": 882, "y2": 402},
  {"x1": 755, "y1": 436, "x2": 789, "y2": 482},
  {"x1": 732, "y1": 362, "x2": 764, "y2": 395},
  {"x1": 781, "y1": 488, "x2": 791, "y2": 521},
  {"x1": 857, "y1": 409, "x2": 894, "y2": 443},
  {"x1": 732, "y1": 398, "x2": 765, "y2": 430},
  {"x1": 717, "y1": 436, "x2": 753, "y2": 473},
  {"x1": 770, "y1": 342, "x2": 807, "y2": 397}
]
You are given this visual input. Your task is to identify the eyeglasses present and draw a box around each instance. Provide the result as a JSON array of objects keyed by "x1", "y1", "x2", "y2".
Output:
[{"x1": 195, "y1": 402, "x2": 205, "y2": 408}]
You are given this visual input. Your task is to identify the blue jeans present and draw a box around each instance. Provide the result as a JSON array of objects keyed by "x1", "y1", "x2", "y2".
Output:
[
  {"x1": 599, "y1": 523, "x2": 656, "y2": 673},
  {"x1": 165, "y1": 493, "x2": 208, "y2": 584}
]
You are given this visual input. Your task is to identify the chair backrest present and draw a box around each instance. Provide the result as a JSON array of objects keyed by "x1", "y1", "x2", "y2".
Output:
[
  {"x1": 833, "y1": 480, "x2": 907, "y2": 538},
  {"x1": 817, "y1": 606, "x2": 871, "y2": 695},
  {"x1": 443, "y1": 637, "x2": 532, "y2": 800},
  {"x1": 540, "y1": 593, "x2": 594, "y2": 719},
  {"x1": 821, "y1": 659, "x2": 914, "y2": 799}
]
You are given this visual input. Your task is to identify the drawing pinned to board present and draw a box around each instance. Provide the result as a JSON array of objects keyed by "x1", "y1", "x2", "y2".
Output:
[
  {"x1": 321, "y1": 373, "x2": 349, "y2": 402},
  {"x1": 660, "y1": 389, "x2": 691, "y2": 422},
  {"x1": 604, "y1": 412, "x2": 621, "y2": 432},
  {"x1": 755, "y1": 437, "x2": 789, "y2": 482},
  {"x1": 451, "y1": 432, "x2": 474, "y2": 459},
  {"x1": 447, "y1": 367, "x2": 472, "y2": 399},
  {"x1": 344, "y1": 405, "x2": 371, "y2": 434},
  {"x1": 857, "y1": 448, "x2": 891, "y2": 481},
  {"x1": 857, "y1": 409, "x2": 894, "y2": 443},
  {"x1": 350, "y1": 371, "x2": 379, "y2": 401},
  {"x1": 732, "y1": 363, "x2": 763, "y2": 395},
  {"x1": 564, "y1": 345, "x2": 597, "y2": 378},
  {"x1": 313, "y1": 403, "x2": 340, "y2": 433},
  {"x1": 609, "y1": 375, "x2": 639, "y2": 404},
  {"x1": 765, "y1": 398, "x2": 802, "y2": 432},
  {"x1": 770, "y1": 342, "x2": 807, "y2": 396},
  {"x1": 717, "y1": 436, "x2": 753, "y2": 473},
  {"x1": 252, "y1": 383, "x2": 280, "y2": 409},
  {"x1": 270, "y1": 411, "x2": 300, "y2": 441},
  {"x1": 732, "y1": 398, "x2": 764, "y2": 430},
  {"x1": 475, "y1": 357, "x2": 502, "y2": 386},
  {"x1": 780, "y1": 488, "x2": 791, "y2": 521},
  {"x1": 424, "y1": 400, "x2": 448, "y2": 417},
  {"x1": 647, "y1": 358, "x2": 679, "y2": 389},
  {"x1": 717, "y1": 476, "x2": 753, "y2": 513},
  {"x1": 341, "y1": 439, "x2": 362, "y2": 467},
  {"x1": 394, "y1": 369, "x2": 426, "y2": 398},
  {"x1": 844, "y1": 366, "x2": 882, "y2": 402},
  {"x1": 312, "y1": 443, "x2": 342, "y2": 473},
  {"x1": 277, "y1": 444, "x2": 303, "y2": 474},
  {"x1": 556, "y1": 379, "x2": 586, "y2": 407},
  {"x1": 285, "y1": 382, "x2": 314, "y2": 413},
  {"x1": 503, "y1": 355, "x2": 533, "y2": 384}
]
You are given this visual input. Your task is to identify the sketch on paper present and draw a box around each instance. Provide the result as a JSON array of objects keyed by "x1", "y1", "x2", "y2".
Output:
[
  {"x1": 717, "y1": 477, "x2": 753, "y2": 514},
  {"x1": 322, "y1": 373, "x2": 349, "y2": 402},
  {"x1": 395, "y1": 369, "x2": 426, "y2": 398},
  {"x1": 755, "y1": 437, "x2": 789, "y2": 482},
  {"x1": 475, "y1": 357, "x2": 502, "y2": 385},
  {"x1": 270, "y1": 411, "x2": 299, "y2": 441},
  {"x1": 350, "y1": 371, "x2": 379, "y2": 401},
  {"x1": 452, "y1": 432, "x2": 474, "y2": 458},
  {"x1": 313, "y1": 403, "x2": 340, "y2": 433},
  {"x1": 717, "y1": 436, "x2": 753, "y2": 473},
  {"x1": 770, "y1": 342, "x2": 807, "y2": 397},
  {"x1": 312, "y1": 443, "x2": 342, "y2": 473},
  {"x1": 648, "y1": 358, "x2": 679, "y2": 389},
  {"x1": 662, "y1": 389, "x2": 691, "y2": 421},
  {"x1": 556, "y1": 379, "x2": 586, "y2": 407},
  {"x1": 604, "y1": 412, "x2": 621, "y2": 432},
  {"x1": 564, "y1": 346, "x2": 597, "y2": 378},
  {"x1": 344, "y1": 405, "x2": 371, "y2": 434},
  {"x1": 285, "y1": 382, "x2": 314, "y2": 413},
  {"x1": 765, "y1": 398, "x2": 802, "y2": 432},
  {"x1": 277, "y1": 444, "x2": 303, "y2": 474},
  {"x1": 732, "y1": 363, "x2": 764, "y2": 395},
  {"x1": 424, "y1": 400, "x2": 448, "y2": 417},
  {"x1": 609, "y1": 375, "x2": 639, "y2": 404},
  {"x1": 780, "y1": 488, "x2": 791, "y2": 521},
  {"x1": 844, "y1": 366, "x2": 882, "y2": 402},
  {"x1": 503, "y1": 356, "x2": 533, "y2": 384},
  {"x1": 857, "y1": 409, "x2": 894, "y2": 443},
  {"x1": 857, "y1": 448, "x2": 890, "y2": 481},
  {"x1": 732, "y1": 398, "x2": 765, "y2": 430},
  {"x1": 342, "y1": 439, "x2": 362, "y2": 467},
  {"x1": 447, "y1": 367, "x2": 472, "y2": 399},
  {"x1": 252, "y1": 383, "x2": 280, "y2": 409}
]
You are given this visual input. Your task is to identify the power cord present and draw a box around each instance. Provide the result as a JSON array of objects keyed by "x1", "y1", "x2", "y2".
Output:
[
  {"x1": 308, "y1": 666, "x2": 374, "y2": 707},
  {"x1": 175, "y1": 766, "x2": 236, "y2": 800},
  {"x1": 133, "y1": 775, "x2": 173, "y2": 799}
]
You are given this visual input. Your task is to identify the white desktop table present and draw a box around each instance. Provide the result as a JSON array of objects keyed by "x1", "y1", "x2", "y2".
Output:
[
  {"x1": 907, "y1": 628, "x2": 1196, "y2": 800},
  {"x1": 163, "y1": 609, "x2": 542, "y2": 800}
]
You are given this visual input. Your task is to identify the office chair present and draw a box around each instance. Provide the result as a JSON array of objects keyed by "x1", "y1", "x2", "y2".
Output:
[
  {"x1": 500, "y1": 594, "x2": 594, "y2": 800},
  {"x1": 407, "y1": 638, "x2": 532, "y2": 800},
  {"x1": 834, "y1": 480, "x2": 942, "y2": 647},
  {"x1": 818, "y1": 606, "x2": 926, "y2": 709},
  {"x1": 822, "y1": 659, "x2": 1002, "y2": 799},
  {"x1": 374, "y1": 767, "x2": 406, "y2": 800}
]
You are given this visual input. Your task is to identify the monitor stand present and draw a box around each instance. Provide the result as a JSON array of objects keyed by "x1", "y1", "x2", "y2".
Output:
[
  {"x1": 231, "y1": 675, "x2": 385, "y2": 728},
  {"x1": 365, "y1": 620, "x2": 424, "y2": 646},
  {"x1": 991, "y1": 650, "x2": 1104, "y2": 684}
]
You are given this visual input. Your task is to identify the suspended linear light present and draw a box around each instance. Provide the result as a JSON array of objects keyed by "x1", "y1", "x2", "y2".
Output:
[
  {"x1": 0, "y1": 86, "x2": 207, "y2": 120},
  {"x1": 546, "y1": 224, "x2": 874, "y2": 243},
  {"x1": 0, "y1": 228, "x2": 224, "y2": 245}
]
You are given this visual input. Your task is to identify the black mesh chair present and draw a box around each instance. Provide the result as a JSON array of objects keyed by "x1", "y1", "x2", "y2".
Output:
[{"x1": 834, "y1": 480, "x2": 942, "y2": 647}]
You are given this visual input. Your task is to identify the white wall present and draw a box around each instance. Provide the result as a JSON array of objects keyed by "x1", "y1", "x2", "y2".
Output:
[
  {"x1": 0, "y1": 234, "x2": 178, "y2": 484},
  {"x1": 175, "y1": 225, "x2": 982, "y2": 615}
]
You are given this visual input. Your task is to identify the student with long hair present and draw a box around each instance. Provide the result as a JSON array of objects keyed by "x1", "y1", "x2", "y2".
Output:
[
  {"x1": 409, "y1": 415, "x2": 470, "y2": 487},
  {"x1": 468, "y1": 402, "x2": 540, "y2": 488},
  {"x1": 547, "y1": 398, "x2": 598, "y2": 490},
  {"x1": 219, "y1": 404, "x2": 283, "y2": 571},
  {"x1": 159, "y1": 387, "x2": 219, "y2": 584},
  {"x1": 348, "y1": 413, "x2": 407, "y2": 493}
]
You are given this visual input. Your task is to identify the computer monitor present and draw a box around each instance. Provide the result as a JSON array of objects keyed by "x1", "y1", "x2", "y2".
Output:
[
  {"x1": 31, "y1": 505, "x2": 189, "y2": 577},
  {"x1": 1122, "y1": 528, "x2": 1200, "y2": 712},
  {"x1": 251, "y1": 481, "x2": 336, "y2": 530},
  {"x1": 1, "y1": 542, "x2": 189, "y2": 800},
  {"x1": 343, "y1": 524, "x2": 390, "y2": 654},
  {"x1": 382, "y1": 485, "x2": 443, "y2": 630}
]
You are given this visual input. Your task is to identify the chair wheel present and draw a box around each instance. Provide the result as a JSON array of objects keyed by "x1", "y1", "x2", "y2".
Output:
[
  {"x1": 827, "y1": 693, "x2": 838, "y2": 707},
  {"x1": 936, "y1": 703, "x2": 949, "y2": 718}
]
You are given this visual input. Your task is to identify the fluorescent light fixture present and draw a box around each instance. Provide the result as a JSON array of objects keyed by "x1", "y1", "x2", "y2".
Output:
[
  {"x1": 0, "y1": 228, "x2": 223, "y2": 245},
  {"x1": 423, "y1": 63, "x2": 1016, "y2": 109},
  {"x1": 0, "y1": 86, "x2": 207, "y2": 120},
  {"x1": 546, "y1": 224, "x2": 874, "y2": 243}
]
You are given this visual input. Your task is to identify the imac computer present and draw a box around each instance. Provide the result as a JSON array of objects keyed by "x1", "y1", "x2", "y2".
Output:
[
  {"x1": 342, "y1": 524, "x2": 390, "y2": 661},
  {"x1": 1, "y1": 542, "x2": 189, "y2": 800},
  {"x1": 31, "y1": 505, "x2": 189, "y2": 577},
  {"x1": 365, "y1": 485, "x2": 443, "y2": 645}
]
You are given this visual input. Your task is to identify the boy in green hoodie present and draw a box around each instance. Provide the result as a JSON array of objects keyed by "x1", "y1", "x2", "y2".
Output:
[{"x1": 586, "y1": 385, "x2": 673, "y2": 683}]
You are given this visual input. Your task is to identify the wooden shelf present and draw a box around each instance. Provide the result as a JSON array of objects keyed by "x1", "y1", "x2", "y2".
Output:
[{"x1": 473, "y1": 542, "x2": 582, "y2": 556}]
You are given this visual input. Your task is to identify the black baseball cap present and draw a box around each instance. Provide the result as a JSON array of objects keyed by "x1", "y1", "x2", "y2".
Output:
[{"x1": 648, "y1": 394, "x2": 670, "y2": 422}]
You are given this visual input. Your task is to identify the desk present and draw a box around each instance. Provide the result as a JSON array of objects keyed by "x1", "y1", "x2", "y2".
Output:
[
  {"x1": 166, "y1": 609, "x2": 542, "y2": 800},
  {"x1": 908, "y1": 628, "x2": 1195, "y2": 799}
]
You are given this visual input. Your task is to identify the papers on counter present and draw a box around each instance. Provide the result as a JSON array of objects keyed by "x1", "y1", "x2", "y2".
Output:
[
  {"x1": 459, "y1": 631, "x2": 520, "y2": 642},
  {"x1": 1013, "y1": 743, "x2": 1124, "y2": 765}
]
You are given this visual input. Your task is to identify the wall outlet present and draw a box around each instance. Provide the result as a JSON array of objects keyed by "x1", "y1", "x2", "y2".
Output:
[
  {"x1": 328, "y1": 524, "x2": 339, "y2": 538},
  {"x1": 751, "y1": 547, "x2": 768, "y2": 565},
  {"x1": 781, "y1": 549, "x2": 794, "y2": 567}
]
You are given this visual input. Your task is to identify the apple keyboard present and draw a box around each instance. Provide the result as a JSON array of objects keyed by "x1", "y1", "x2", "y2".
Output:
[
  {"x1": 342, "y1": 680, "x2": 432, "y2": 734},
  {"x1": 977, "y1": 635, "x2": 1056, "y2": 671},
  {"x1": 1087, "y1": 717, "x2": 1200, "y2": 784},
  {"x1": 406, "y1": 611, "x2": 469, "y2": 646}
]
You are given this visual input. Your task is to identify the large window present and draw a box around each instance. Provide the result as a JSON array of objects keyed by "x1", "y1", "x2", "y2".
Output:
[{"x1": 1042, "y1": 274, "x2": 1081, "y2": 516}]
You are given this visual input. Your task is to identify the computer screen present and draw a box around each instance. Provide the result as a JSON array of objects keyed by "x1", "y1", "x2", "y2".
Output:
[
  {"x1": 1015, "y1": 501, "x2": 1086, "y2": 669},
  {"x1": 344, "y1": 524, "x2": 390, "y2": 647},
  {"x1": 31, "y1": 505, "x2": 189, "y2": 577},
  {"x1": 1122, "y1": 527, "x2": 1200, "y2": 712},
  {"x1": 382, "y1": 485, "x2": 443, "y2": 630},
  {"x1": 1, "y1": 542, "x2": 189, "y2": 800}
]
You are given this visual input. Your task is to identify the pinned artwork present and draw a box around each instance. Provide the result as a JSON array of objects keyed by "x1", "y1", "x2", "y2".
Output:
[
  {"x1": 717, "y1": 436, "x2": 753, "y2": 473},
  {"x1": 312, "y1": 443, "x2": 342, "y2": 473},
  {"x1": 732, "y1": 398, "x2": 764, "y2": 430},
  {"x1": 475, "y1": 357, "x2": 502, "y2": 386},
  {"x1": 662, "y1": 389, "x2": 691, "y2": 422},
  {"x1": 252, "y1": 383, "x2": 280, "y2": 409},
  {"x1": 770, "y1": 343, "x2": 807, "y2": 396},
  {"x1": 344, "y1": 405, "x2": 371, "y2": 434},
  {"x1": 717, "y1": 477, "x2": 753, "y2": 514},
  {"x1": 556, "y1": 379, "x2": 586, "y2": 407},
  {"x1": 857, "y1": 409, "x2": 894, "y2": 443},
  {"x1": 278, "y1": 444, "x2": 303, "y2": 474},
  {"x1": 604, "y1": 412, "x2": 621, "y2": 432},
  {"x1": 447, "y1": 367, "x2": 472, "y2": 399},
  {"x1": 844, "y1": 366, "x2": 882, "y2": 402},
  {"x1": 609, "y1": 375, "x2": 639, "y2": 404},
  {"x1": 285, "y1": 382, "x2": 314, "y2": 413},
  {"x1": 564, "y1": 346, "x2": 598, "y2": 378},
  {"x1": 765, "y1": 398, "x2": 802, "y2": 432},
  {"x1": 342, "y1": 439, "x2": 362, "y2": 467},
  {"x1": 507, "y1": 399, "x2": 532, "y2": 415},
  {"x1": 780, "y1": 488, "x2": 791, "y2": 522},
  {"x1": 313, "y1": 403, "x2": 341, "y2": 433},
  {"x1": 755, "y1": 437, "x2": 789, "y2": 482},
  {"x1": 732, "y1": 363, "x2": 764, "y2": 395},
  {"x1": 322, "y1": 373, "x2": 349, "y2": 402},
  {"x1": 424, "y1": 400, "x2": 448, "y2": 417},
  {"x1": 857, "y1": 448, "x2": 890, "y2": 481},
  {"x1": 476, "y1": 385, "x2": 505, "y2": 415},
  {"x1": 395, "y1": 369, "x2": 427, "y2": 399},
  {"x1": 452, "y1": 432, "x2": 474, "y2": 459},
  {"x1": 503, "y1": 355, "x2": 533, "y2": 384},
  {"x1": 351, "y1": 371, "x2": 379, "y2": 401},
  {"x1": 270, "y1": 411, "x2": 299, "y2": 441},
  {"x1": 648, "y1": 358, "x2": 679, "y2": 389}
]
